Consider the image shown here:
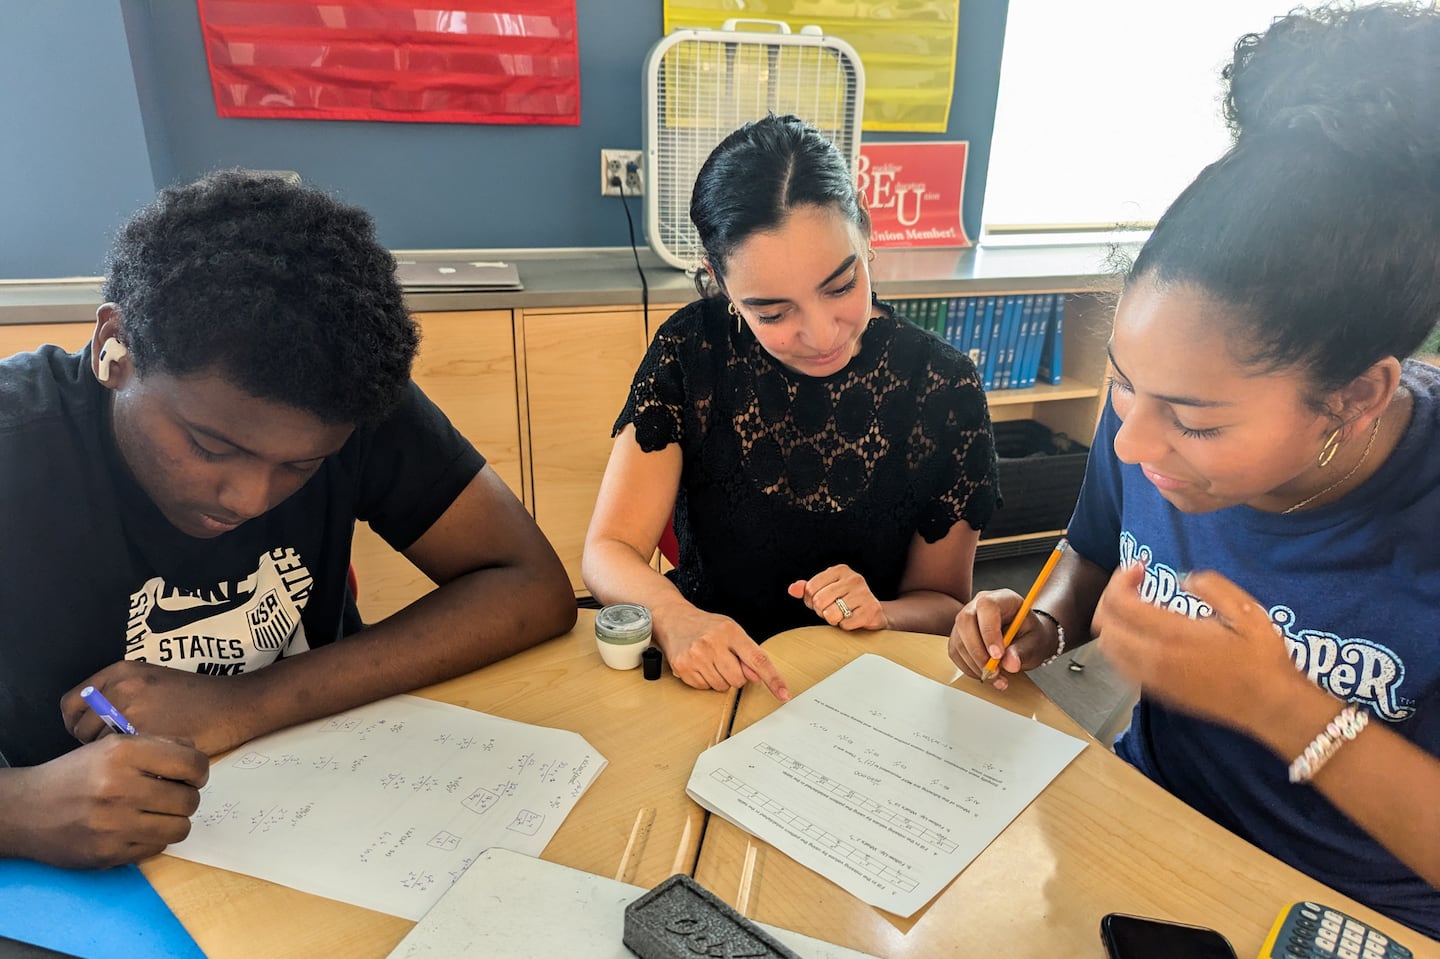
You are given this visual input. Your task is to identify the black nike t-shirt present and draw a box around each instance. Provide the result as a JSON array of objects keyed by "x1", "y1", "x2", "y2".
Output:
[{"x1": 0, "y1": 344, "x2": 483, "y2": 767}]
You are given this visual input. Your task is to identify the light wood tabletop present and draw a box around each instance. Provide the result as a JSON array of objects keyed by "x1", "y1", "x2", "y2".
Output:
[
  {"x1": 140, "y1": 608, "x2": 736, "y2": 959},
  {"x1": 692, "y1": 626, "x2": 1440, "y2": 959}
]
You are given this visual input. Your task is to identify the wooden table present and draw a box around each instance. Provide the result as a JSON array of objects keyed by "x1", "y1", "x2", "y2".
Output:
[
  {"x1": 141, "y1": 609, "x2": 736, "y2": 958},
  {"x1": 693, "y1": 626, "x2": 1440, "y2": 959}
]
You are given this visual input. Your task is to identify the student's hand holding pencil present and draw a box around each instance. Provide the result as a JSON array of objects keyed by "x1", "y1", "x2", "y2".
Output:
[
  {"x1": 949, "y1": 593, "x2": 1059, "y2": 689},
  {"x1": 0, "y1": 735, "x2": 208, "y2": 868},
  {"x1": 949, "y1": 540, "x2": 1067, "y2": 690}
]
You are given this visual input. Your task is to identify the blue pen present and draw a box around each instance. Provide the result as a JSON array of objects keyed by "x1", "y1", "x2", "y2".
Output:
[{"x1": 80, "y1": 685, "x2": 137, "y2": 736}]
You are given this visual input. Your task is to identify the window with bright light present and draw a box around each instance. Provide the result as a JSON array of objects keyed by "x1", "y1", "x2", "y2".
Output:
[{"x1": 982, "y1": 1, "x2": 1282, "y2": 237}]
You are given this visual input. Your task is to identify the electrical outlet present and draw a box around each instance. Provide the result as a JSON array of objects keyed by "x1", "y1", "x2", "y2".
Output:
[{"x1": 601, "y1": 149, "x2": 643, "y2": 197}]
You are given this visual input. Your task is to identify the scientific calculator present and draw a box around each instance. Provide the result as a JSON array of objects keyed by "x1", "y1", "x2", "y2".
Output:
[{"x1": 1258, "y1": 901, "x2": 1411, "y2": 959}]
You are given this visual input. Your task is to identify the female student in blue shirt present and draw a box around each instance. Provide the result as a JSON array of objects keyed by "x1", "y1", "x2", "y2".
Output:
[{"x1": 948, "y1": 2, "x2": 1440, "y2": 938}]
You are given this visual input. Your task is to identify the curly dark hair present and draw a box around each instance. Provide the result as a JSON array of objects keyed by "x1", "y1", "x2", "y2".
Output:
[
  {"x1": 1128, "y1": 3, "x2": 1440, "y2": 399},
  {"x1": 101, "y1": 171, "x2": 418, "y2": 425}
]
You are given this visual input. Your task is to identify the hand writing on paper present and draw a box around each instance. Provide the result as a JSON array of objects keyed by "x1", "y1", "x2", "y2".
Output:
[
  {"x1": 948, "y1": 589, "x2": 1053, "y2": 691},
  {"x1": 658, "y1": 606, "x2": 790, "y2": 702},
  {"x1": 62, "y1": 661, "x2": 255, "y2": 757},
  {"x1": 788, "y1": 564, "x2": 889, "y2": 631},
  {"x1": 0, "y1": 734, "x2": 207, "y2": 868}
]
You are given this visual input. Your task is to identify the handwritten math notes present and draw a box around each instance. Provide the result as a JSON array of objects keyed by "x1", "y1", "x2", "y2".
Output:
[
  {"x1": 167, "y1": 695, "x2": 606, "y2": 920},
  {"x1": 687, "y1": 654, "x2": 1086, "y2": 917}
]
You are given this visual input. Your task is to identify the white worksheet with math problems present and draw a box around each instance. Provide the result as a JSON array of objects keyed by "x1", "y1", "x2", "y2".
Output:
[
  {"x1": 687, "y1": 654, "x2": 1086, "y2": 917},
  {"x1": 167, "y1": 695, "x2": 605, "y2": 919}
]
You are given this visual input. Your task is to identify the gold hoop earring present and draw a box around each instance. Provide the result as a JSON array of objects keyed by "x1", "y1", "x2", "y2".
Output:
[
  {"x1": 1317, "y1": 427, "x2": 1343, "y2": 467},
  {"x1": 866, "y1": 248, "x2": 876, "y2": 263},
  {"x1": 727, "y1": 299, "x2": 741, "y2": 333}
]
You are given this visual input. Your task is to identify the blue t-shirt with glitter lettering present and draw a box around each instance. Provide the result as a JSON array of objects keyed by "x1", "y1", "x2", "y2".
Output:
[{"x1": 1067, "y1": 360, "x2": 1440, "y2": 939}]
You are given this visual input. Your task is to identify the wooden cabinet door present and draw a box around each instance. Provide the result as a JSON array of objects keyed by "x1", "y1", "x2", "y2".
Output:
[
  {"x1": 524, "y1": 309, "x2": 649, "y2": 592},
  {"x1": 0, "y1": 322, "x2": 91, "y2": 359},
  {"x1": 350, "y1": 310, "x2": 522, "y2": 621},
  {"x1": 407, "y1": 311, "x2": 524, "y2": 498}
]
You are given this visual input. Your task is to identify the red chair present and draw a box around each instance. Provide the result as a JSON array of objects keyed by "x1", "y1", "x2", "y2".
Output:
[
  {"x1": 658, "y1": 517, "x2": 680, "y2": 567},
  {"x1": 341, "y1": 563, "x2": 365, "y2": 635}
]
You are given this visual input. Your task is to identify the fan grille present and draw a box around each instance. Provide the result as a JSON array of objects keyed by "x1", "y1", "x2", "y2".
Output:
[{"x1": 647, "y1": 31, "x2": 863, "y2": 273}]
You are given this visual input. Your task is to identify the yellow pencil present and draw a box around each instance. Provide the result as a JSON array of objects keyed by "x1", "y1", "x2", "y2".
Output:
[{"x1": 980, "y1": 539, "x2": 1067, "y2": 682}]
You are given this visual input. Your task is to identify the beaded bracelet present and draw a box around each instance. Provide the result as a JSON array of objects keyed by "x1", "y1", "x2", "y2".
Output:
[
  {"x1": 1033, "y1": 608, "x2": 1067, "y2": 667},
  {"x1": 1288, "y1": 705, "x2": 1369, "y2": 784}
]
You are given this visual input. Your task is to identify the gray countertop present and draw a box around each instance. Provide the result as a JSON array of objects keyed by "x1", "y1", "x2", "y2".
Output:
[{"x1": 0, "y1": 242, "x2": 1130, "y2": 325}]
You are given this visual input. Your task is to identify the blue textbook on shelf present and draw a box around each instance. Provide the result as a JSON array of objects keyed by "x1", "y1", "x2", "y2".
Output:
[
  {"x1": 1037, "y1": 294, "x2": 1065, "y2": 385},
  {"x1": 0, "y1": 860, "x2": 204, "y2": 959},
  {"x1": 1012, "y1": 295, "x2": 1035, "y2": 388},
  {"x1": 943, "y1": 297, "x2": 960, "y2": 345},
  {"x1": 998, "y1": 295, "x2": 1017, "y2": 386},
  {"x1": 959, "y1": 297, "x2": 979, "y2": 363},
  {"x1": 980, "y1": 296, "x2": 1005, "y2": 389},
  {"x1": 1016, "y1": 293, "x2": 1047, "y2": 388},
  {"x1": 1009, "y1": 295, "x2": 1034, "y2": 388}
]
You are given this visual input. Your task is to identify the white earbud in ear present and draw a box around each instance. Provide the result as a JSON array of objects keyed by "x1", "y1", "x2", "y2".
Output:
[{"x1": 97, "y1": 337, "x2": 128, "y2": 383}]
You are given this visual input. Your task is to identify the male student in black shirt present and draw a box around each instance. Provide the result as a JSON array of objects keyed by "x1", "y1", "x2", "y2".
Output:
[{"x1": 0, "y1": 172, "x2": 575, "y2": 868}]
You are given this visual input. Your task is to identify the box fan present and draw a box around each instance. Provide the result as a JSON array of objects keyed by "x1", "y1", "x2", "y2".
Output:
[{"x1": 644, "y1": 19, "x2": 865, "y2": 273}]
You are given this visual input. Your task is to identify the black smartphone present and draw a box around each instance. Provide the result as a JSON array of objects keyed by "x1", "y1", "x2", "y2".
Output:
[{"x1": 1100, "y1": 913, "x2": 1238, "y2": 959}]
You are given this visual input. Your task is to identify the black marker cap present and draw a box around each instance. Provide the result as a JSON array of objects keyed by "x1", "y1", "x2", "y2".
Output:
[{"x1": 641, "y1": 645, "x2": 662, "y2": 680}]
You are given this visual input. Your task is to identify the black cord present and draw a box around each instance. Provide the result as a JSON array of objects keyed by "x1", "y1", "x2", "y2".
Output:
[{"x1": 618, "y1": 179, "x2": 649, "y2": 329}]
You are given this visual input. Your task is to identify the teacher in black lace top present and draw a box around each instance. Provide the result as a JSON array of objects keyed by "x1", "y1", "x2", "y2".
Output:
[{"x1": 583, "y1": 115, "x2": 998, "y2": 701}]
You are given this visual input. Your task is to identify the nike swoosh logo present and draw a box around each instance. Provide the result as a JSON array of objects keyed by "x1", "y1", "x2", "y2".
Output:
[{"x1": 144, "y1": 588, "x2": 256, "y2": 634}]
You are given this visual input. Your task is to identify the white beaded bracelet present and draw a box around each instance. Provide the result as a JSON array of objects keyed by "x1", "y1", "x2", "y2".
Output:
[
  {"x1": 1288, "y1": 705, "x2": 1369, "y2": 784},
  {"x1": 1033, "y1": 608, "x2": 1066, "y2": 667}
]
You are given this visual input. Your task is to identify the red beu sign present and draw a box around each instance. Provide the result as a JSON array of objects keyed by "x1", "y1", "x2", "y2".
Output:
[
  {"x1": 196, "y1": 0, "x2": 580, "y2": 126},
  {"x1": 857, "y1": 142, "x2": 973, "y2": 249}
]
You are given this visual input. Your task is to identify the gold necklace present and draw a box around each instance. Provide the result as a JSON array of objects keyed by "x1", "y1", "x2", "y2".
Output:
[{"x1": 1281, "y1": 414, "x2": 1383, "y2": 514}]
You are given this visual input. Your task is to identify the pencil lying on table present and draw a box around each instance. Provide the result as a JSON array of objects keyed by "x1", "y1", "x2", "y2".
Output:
[{"x1": 980, "y1": 538, "x2": 1067, "y2": 682}]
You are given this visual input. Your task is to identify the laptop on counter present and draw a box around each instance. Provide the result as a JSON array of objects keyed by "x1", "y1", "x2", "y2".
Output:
[{"x1": 395, "y1": 258, "x2": 523, "y2": 292}]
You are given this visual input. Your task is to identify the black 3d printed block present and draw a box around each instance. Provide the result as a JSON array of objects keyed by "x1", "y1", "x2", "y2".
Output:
[{"x1": 623, "y1": 873, "x2": 800, "y2": 959}]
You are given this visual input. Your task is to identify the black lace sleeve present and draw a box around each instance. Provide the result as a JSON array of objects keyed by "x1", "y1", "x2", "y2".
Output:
[
  {"x1": 613, "y1": 303, "x2": 698, "y2": 452},
  {"x1": 913, "y1": 343, "x2": 1000, "y2": 542}
]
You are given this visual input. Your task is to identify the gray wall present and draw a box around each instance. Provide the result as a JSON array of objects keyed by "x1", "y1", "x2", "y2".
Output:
[
  {"x1": 1, "y1": 2, "x2": 156, "y2": 278},
  {"x1": 3, "y1": 1, "x2": 1009, "y2": 279}
]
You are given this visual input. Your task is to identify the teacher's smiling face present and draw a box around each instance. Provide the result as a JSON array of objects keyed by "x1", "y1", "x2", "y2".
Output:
[{"x1": 718, "y1": 204, "x2": 874, "y2": 378}]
